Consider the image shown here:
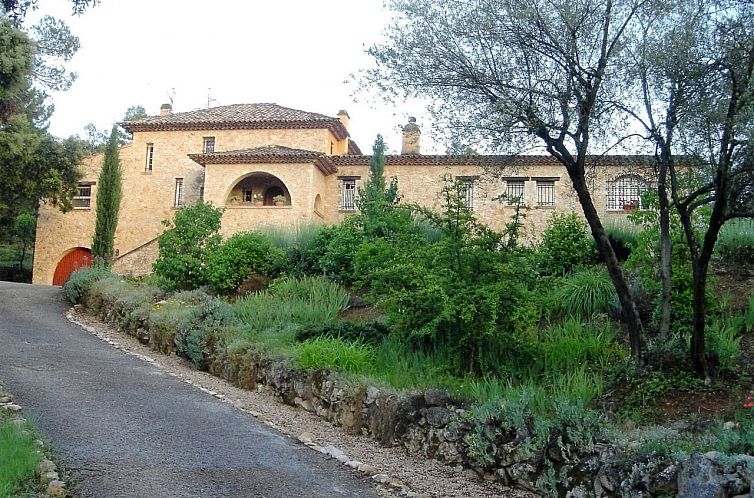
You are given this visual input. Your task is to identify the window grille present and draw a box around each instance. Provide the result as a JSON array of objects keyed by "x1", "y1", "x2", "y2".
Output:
[
  {"x1": 341, "y1": 179, "x2": 356, "y2": 210},
  {"x1": 72, "y1": 184, "x2": 92, "y2": 208},
  {"x1": 607, "y1": 175, "x2": 647, "y2": 210},
  {"x1": 506, "y1": 180, "x2": 525, "y2": 204},
  {"x1": 537, "y1": 181, "x2": 555, "y2": 206}
]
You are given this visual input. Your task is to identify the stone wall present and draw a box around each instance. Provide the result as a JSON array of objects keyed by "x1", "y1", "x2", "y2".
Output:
[{"x1": 87, "y1": 292, "x2": 754, "y2": 498}]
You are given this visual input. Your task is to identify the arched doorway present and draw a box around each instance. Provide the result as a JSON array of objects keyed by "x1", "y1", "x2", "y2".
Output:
[
  {"x1": 52, "y1": 247, "x2": 92, "y2": 285},
  {"x1": 264, "y1": 186, "x2": 284, "y2": 206}
]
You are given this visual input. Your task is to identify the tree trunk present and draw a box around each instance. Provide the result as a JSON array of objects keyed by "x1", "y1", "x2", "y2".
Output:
[
  {"x1": 689, "y1": 260, "x2": 709, "y2": 381},
  {"x1": 570, "y1": 172, "x2": 644, "y2": 360},
  {"x1": 657, "y1": 156, "x2": 672, "y2": 339}
]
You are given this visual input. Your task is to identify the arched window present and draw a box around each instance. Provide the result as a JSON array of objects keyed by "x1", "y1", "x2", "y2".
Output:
[{"x1": 607, "y1": 175, "x2": 648, "y2": 210}]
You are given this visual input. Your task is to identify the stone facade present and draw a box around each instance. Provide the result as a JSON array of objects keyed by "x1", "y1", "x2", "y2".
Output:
[{"x1": 33, "y1": 103, "x2": 654, "y2": 284}]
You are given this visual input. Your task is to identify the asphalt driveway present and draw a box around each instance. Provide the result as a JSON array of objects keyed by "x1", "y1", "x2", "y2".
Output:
[{"x1": 0, "y1": 281, "x2": 383, "y2": 498}]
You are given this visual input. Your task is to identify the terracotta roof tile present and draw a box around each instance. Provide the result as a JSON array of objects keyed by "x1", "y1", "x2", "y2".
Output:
[
  {"x1": 188, "y1": 145, "x2": 337, "y2": 175},
  {"x1": 121, "y1": 103, "x2": 349, "y2": 139},
  {"x1": 331, "y1": 154, "x2": 655, "y2": 167}
]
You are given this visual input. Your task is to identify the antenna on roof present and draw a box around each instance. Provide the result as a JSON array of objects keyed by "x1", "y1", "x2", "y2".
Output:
[
  {"x1": 207, "y1": 88, "x2": 217, "y2": 109},
  {"x1": 167, "y1": 88, "x2": 176, "y2": 107}
]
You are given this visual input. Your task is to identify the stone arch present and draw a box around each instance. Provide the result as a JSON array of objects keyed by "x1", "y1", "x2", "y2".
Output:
[
  {"x1": 224, "y1": 172, "x2": 291, "y2": 206},
  {"x1": 52, "y1": 247, "x2": 92, "y2": 285}
]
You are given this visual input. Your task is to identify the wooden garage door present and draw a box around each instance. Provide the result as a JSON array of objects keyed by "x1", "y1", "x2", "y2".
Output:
[{"x1": 52, "y1": 248, "x2": 92, "y2": 285}]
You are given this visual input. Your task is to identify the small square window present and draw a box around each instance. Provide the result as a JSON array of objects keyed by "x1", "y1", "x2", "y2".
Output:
[
  {"x1": 72, "y1": 184, "x2": 92, "y2": 208},
  {"x1": 203, "y1": 137, "x2": 215, "y2": 154},
  {"x1": 457, "y1": 177, "x2": 476, "y2": 210},
  {"x1": 537, "y1": 181, "x2": 555, "y2": 207},
  {"x1": 243, "y1": 189, "x2": 252, "y2": 202}
]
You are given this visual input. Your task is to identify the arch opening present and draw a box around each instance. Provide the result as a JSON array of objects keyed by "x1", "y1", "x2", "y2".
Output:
[{"x1": 225, "y1": 172, "x2": 291, "y2": 206}]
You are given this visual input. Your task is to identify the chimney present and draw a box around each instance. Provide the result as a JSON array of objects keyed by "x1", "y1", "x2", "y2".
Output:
[
  {"x1": 160, "y1": 103, "x2": 172, "y2": 116},
  {"x1": 337, "y1": 109, "x2": 350, "y2": 130},
  {"x1": 401, "y1": 117, "x2": 421, "y2": 155}
]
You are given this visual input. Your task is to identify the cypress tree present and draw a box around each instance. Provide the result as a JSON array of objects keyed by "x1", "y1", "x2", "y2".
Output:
[{"x1": 91, "y1": 125, "x2": 122, "y2": 264}]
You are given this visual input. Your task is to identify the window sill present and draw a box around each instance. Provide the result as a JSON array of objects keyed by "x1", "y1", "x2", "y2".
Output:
[
  {"x1": 142, "y1": 171, "x2": 153, "y2": 175},
  {"x1": 339, "y1": 208, "x2": 358, "y2": 213},
  {"x1": 72, "y1": 207, "x2": 91, "y2": 211},
  {"x1": 535, "y1": 204, "x2": 555, "y2": 209},
  {"x1": 226, "y1": 205, "x2": 293, "y2": 209}
]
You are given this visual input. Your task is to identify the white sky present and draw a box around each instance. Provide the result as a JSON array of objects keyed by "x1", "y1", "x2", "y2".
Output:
[{"x1": 27, "y1": 0, "x2": 438, "y2": 154}]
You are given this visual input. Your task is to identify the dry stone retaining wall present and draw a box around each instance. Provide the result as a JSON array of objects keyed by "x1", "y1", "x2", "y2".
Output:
[{"x1": 88, "y1": 298, "x2": 754, "y2": 498}]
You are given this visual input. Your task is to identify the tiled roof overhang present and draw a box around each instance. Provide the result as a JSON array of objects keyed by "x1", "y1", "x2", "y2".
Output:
[
  {"x1": 123, "y1": 119, "x2": 349, "y2": 140},
  {"x1": 332, "y1": 154, "x2": 656, "y2": 167},
  {"x1": 188, "y1": 147, "x2": 338, "y2": 176}
]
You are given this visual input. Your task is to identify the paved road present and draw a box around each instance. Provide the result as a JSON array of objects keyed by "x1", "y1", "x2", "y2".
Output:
[{"x1": 0, "y1": 281, "x2": 382, "y2": 498}]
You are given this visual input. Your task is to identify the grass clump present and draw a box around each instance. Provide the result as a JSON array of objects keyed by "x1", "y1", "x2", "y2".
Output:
[
  {"x1": 716, "y1": 219, "x2": 754, "y2": 264},
  {"x1": 0, "y1": 414, "x2": 41, "y2": 498},
  {"x1": 232, "y1": 276, "x2": 349, "y2": 330},
  {"x1": 63, "y1": 265, "x2": 115, "y2": 304},
  {"x1": 293, "y1": 336, "x2": 376, "y2": 374},
  {"x1": 554, "y1": 266, "x2": 617, "y2": 319}
]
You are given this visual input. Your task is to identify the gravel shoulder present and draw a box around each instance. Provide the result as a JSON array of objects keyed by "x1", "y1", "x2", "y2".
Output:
[{"x1": 67, "y1": 306, "x2": 532, "y2": 498}]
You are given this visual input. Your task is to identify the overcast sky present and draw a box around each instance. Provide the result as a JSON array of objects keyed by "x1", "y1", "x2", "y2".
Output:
[{"x1": 28, "y1": 0, "x2": 438, "y2": 154}]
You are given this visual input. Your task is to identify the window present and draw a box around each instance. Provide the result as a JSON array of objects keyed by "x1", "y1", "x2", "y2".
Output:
[
  {"x1": 341, "y1": 178, "x2": 356, "y2": 210},
  {"x1": 536, "y1": 181, "x2": 555, "y2": 207},
  {"x1": 174, "y1": 178, "x2": 184, "y2": 208},
  {"x1": 203, "y1": 137, "x2": 215, "y2": 153},
  {"x1": 607, "y1": 174, "x2": 647, "y2": 210},
  {"x1": 457, "y1": 177, "x2": 476, "y2": 210},
  {"x1": 72, "y1": 184, "x2": 92, "y2": 208},
  {"x1": 506, "y1": 180, "x2": 525, "y2": 205},
  {"x1": 145, "y1": 143, "x2": 154, "y2": 172},
  {"x1": 243, "y1": 189, "x2": 253, "y2": 202}
]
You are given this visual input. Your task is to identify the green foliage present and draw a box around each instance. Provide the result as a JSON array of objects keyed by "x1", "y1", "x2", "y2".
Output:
[
  {"x1": 553, "y1": 266, "x2": 618, "y2": 319},
  {"x1": 626, "y1": 203, "x2": 712, "y2": 338},
  {"x1": 174, "y1": 296, "x2": 239, "y2": 368},
  {"x1": 259, "y1": 223, "x2": 325, "y2": 276},
  {"x1": 153, "y1": 201, "x2": 222, "y2": 290},
  {"x1": 366, "y1": 177, "x2": 537, "y2": 374},
  {"x1": 716, "y1": 219, "x2": 754, "y2": 264},
  {"x1": 703, "y1": 316, "x2": 741, "y2": 372},
  {"x1": 63, "y1": 265, "x2": 114, "y2": 303},
  {"x1": 232, "y1": 276, "x2": 349, "y2": 330},
  {"x1": 624, "y1": 370, "x2": 704, "y2": 409},
  {"x1": 295, "y1": 320, "x2": 390, "y2": 345},
  {"x1": 357, "y1": 135, "x2": 407, "y2": 238},
  {"x1": 537, "y1": 212, "x2": 596, "y2": 275},
  {"x1": 206, "y1": 231, "x2": 284, "y2": 294},
  {"x1": 293, "y1": 336, "x2": 376, "y2": 373},
  {"x1": 91, "y1": 126, "x2": 122, "y2": 263},
  {"x1": 538, "y1": 319, "x2": 622, "y2": 378},
  {"x1": 0, "y1": 413, "x2": 40, "y2": 498},
  {"x1": 604, "y1": 218, "x2": 639, "y2": 261}
]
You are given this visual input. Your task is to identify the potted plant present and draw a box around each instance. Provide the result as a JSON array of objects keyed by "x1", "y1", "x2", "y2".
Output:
[
  {"x1": 252, "y1": 193, "x2": 264, "y2": 206},
  {"x1": 273, "y1": 194, "x2": 287, "y2": 206},
  {"x1": 228, "y1": 195, "x2": 241, "y2": 205},
  {"x1": 622, "y1": 200, "x2": 639, "y2": 212}
]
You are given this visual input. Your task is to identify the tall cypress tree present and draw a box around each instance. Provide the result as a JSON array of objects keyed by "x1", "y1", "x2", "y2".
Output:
[{"x1": 91, "y1": 125, "x2": 122, "y2": 264}]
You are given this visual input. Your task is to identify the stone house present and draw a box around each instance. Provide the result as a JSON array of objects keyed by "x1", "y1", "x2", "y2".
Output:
[{"x1": 32, "y1": 103, "x2": 653, "y2": 285}]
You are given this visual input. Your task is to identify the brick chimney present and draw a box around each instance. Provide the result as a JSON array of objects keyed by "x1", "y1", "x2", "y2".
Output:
[
  {"x1": 160, "y1": 103, "x2": 172, "y2": 116},
  {"x1": 401, "y1": 117, "x2": 420, "y2": 154},
  {"x1": 337, "y1": 109, "x2": 350, "y2": 130}
]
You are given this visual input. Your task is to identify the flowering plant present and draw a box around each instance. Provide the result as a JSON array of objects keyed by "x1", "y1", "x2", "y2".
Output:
[
  {"x1": 744, "y1": 395, "x2": 753, "y2": 409},
  {"x1": 252, "y1": 193, "x2": 264, "y2": 201}
]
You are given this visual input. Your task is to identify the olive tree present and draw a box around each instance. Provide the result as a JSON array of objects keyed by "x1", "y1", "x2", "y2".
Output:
[
  {"x1": 369, "y1": 0, "x2": 648, "y2": 359},
  {"x1": 622, "y1": 0, "x2": 754, "y2": 378}
]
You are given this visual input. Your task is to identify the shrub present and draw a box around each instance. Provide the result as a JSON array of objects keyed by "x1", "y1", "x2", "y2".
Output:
[
  {"x1": 63, "y1": 266, "x2": 114, "y2": 304},
  {"x1": 553, "y1": 266, "x2": 618, "y2": 318},
  {"x1": 604, "y1": 218, "x2": 639, "y2": 261},
  {"x1": 295, "y1": 320, "x2": 390, "y2": 345},
  {"x1": 174, "y1": 296, "x2": 239, "y2": 368},
  {"x1": 152, "y1": 201, "x2": 222, "y2": 290},
  {"x1": 205, "y1": 231, "x2": 284, "y2": 294},
  {"x1": 537, "y1": 212, "x2": 596, "y2": 275},
  {"x1": 704, "y1": 316, "x2": 741, "y2": 372},
  {"x1": 293, "y1": 336, "x2": 376, "y2": 374},
  {"x1": 716, "y1": 219, "x2": 754, "y2": 264}
]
